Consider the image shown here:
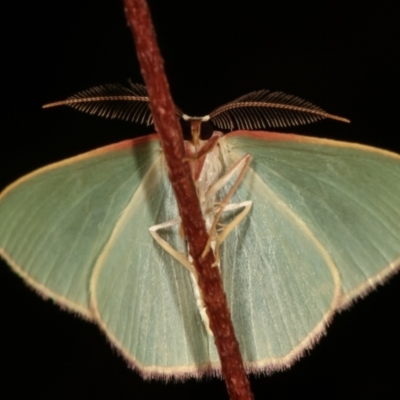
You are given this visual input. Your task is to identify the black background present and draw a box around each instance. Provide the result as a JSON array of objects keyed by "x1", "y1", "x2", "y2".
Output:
[{"x1": 1, "y1": 1, "x2": 400, "y2": 399}]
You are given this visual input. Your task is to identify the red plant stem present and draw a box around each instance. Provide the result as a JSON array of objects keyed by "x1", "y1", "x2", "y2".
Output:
[{"x1": 123, "y1": 1, "x2": 253, "y2": 399}]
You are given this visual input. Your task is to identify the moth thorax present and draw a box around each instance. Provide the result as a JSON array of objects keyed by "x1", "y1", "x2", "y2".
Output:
[
  {"x1": 196, "y1": 147, "x2": 224, "y2": 233},
  {"x1": 197, "y1": 133, "x2": 227, "y2": 191}
]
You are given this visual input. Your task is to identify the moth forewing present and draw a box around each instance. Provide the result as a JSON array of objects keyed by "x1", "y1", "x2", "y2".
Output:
[{"x1": 149, "y1": 132, "x2": 253, "y2": 334}]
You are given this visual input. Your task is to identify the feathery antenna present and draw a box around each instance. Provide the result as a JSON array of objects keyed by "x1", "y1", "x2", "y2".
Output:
[{"x1": 43, "y1": 83, "x2": 349, "y2": 129}]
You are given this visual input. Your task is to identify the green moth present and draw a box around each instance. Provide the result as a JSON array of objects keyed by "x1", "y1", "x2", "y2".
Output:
[{"x1": 1, "y1": 84, "x2": 399, "y2": 378}]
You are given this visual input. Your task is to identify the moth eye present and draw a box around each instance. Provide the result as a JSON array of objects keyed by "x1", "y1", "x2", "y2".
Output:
[
  {"x1": 199, "y1": 121, "x2": 215, "y2": 140},
  {"x1": 179, "y1": 120, "x2": 193, "y2": 141}
]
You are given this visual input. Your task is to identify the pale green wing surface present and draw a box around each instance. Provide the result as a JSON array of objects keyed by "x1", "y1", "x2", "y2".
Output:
[
  {"x1": 91, "y1": 143, "x2": 340, "y2": 377},
  {"x1": 226, "y1": 131, "x2": 400, "y2": 309},
  {"x1": 0, "y1": 137, "x2": 160, "y2": 317},
  {"x1": 219, "y1": 160, "x2": 340, "y2": 371},
  {"x1": 91, "y1": 154, "x2": 220, "y2": 378}
]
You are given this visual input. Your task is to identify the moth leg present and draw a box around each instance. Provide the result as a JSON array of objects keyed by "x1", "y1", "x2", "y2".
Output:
[
  {"x1": 149, "y1": 219, "x2": 213, "y2": 335},
  {"x1": 202, "y1": 154, "x2": 252, "y2": 258},
  {"x1": 183, "y1": 133, "x2": 222, "y2": 162},
  {"x1": 149, "y1": 218, "x2": 195, "y2": 274},
  {"x1": 187, "y1": 269, "x2": 213, "y2": 336},
  {"x1": 190, "y1": 200, "x2": 252, "y2": 335},
  {"x1": 213, "y1": 200, "x2": 253, "y2": 266}
]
